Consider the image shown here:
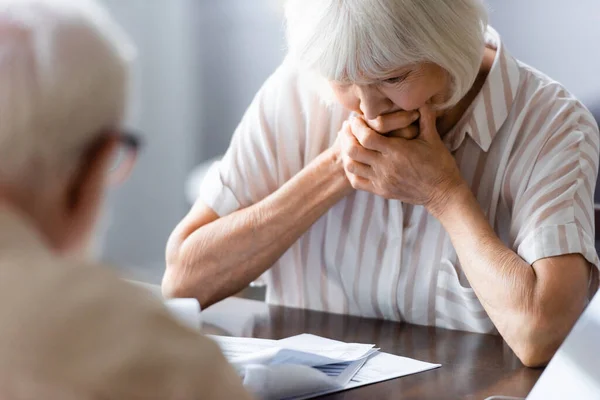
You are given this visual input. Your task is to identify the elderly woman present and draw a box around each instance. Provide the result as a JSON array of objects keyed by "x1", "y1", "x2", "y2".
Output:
[{"x1": 164, "y1": 0, "x2": 600, "y2": 366}]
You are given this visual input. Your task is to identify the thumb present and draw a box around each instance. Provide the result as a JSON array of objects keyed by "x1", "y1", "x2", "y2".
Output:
[{"x1": 418, "y1": 104, "x2": 440, "y2": 142}]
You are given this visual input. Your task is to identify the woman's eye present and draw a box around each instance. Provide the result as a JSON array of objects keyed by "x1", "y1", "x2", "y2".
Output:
[{"x1": 383, "y1": 74, "x2": 409, "y2": 84}]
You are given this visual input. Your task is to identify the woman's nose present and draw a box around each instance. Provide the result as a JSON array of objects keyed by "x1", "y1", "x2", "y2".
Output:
[{"x1": 356, "y1": 85, "x2": 392, "y2": 120}]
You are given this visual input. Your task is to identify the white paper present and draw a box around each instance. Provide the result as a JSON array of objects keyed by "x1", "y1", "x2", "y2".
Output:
[
  {"x1": 164, "y1": 298, "x2": 201, "y2": 330},
  {"x1": 285, "y1": 335, "x2": 441, "y2": 399},
  {"x1": 242, "y1": 364, "x2": 341, "y2": 400},
  {"x1": 277, "y1": 334, "x2": 376, "y2": 364},
  {"x1": 211, "y1": 336, "x2": 278, "y2": 360},
  {"x1": 212, "y1": 334, "x2": 373, "y2": 399},
  {"x1": 313, "y1": 353, "x2": 372, "y2": 386},
  {"x1": 349, "y1": 351, "x2": 440, "y2": 386},
  {"x1": 291, "y1": 352, "x2": 441, "y2": 400},
  {"x1": 212, "y1": 334, "x2": 440, "y2": 400},
  {"x1": 201, "y1": 298, "x2": 270, "y2": 337},
  {"x1": 211, "y1": 334, "x2": 374, "y2": 368}
]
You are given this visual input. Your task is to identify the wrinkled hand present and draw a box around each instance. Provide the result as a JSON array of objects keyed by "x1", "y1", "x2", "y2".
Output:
[
  {"x1": 364, "y1": 110, "x2": 420, "y2": 139},
  {"x1": 340, "y1": 105, "x2": 466, "y2": 214}
]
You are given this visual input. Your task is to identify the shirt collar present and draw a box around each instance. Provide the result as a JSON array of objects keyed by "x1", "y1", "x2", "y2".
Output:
[{"x1": 443, "y1": 26, "x2": 521, "y2": 152}]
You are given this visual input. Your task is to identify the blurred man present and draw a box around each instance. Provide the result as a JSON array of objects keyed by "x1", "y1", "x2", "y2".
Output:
[{"x1": 0, "y1": 0, "x2": 251, "y2": 398}]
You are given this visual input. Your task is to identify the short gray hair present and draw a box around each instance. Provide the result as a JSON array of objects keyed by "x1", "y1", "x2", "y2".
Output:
[
  {"x1": 0, "y1": 0, "x2": 135, "y2": 184},
  {"x1": 285, "y1": 0, "x2": 488, "y2": 109}
]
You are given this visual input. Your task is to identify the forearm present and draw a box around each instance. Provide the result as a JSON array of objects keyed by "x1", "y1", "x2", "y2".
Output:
[
  {"x1": 430, "y1": 185, "x2": 578, "y2": 365},
  {"x1": 164, "y1": 149, "x2": 350, "y2": 307},
  {"x1": 431, "y1": 186, "x2": 534, "y2": 318}
]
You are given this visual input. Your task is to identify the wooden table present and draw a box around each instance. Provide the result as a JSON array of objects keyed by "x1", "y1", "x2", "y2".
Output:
[{"x1": 202, "y1": 298, "x2": 543, "y2": 400}]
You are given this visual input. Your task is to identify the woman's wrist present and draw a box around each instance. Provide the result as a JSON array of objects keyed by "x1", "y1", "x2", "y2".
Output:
[
  {"x1": 426, "y1": 180, "x2": 474, "y2": 222},
  {"x1": 315, "y1": 147, "x2": 354, "y2": 197}
]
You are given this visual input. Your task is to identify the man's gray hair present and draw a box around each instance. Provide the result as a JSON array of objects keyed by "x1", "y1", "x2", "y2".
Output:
[
  {"x1": 0, "y1": 0, "x2": 134, "y2": 184},
  {"x1": 285, "y1": 0, "x2": 488, "y2": 109}
]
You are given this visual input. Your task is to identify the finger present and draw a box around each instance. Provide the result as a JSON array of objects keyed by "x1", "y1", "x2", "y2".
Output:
[
  {"x1": 351, "y1": 117, "x2": 387, "y2": 152},
  {"x1": 366, "y1": 110, "x2": 420, "y2": 134},
  {"x1": 343, "y1": 157, "x2": 372, "y2": 178},
  {"x1": 346, "y1": 172, "x2": 373, "y2": 192},
  {"x1": 388, "y1": 124, "x2": 419, "y2": 140},
  {"x1": 341, "y1": 123, "x2": 378, "y2": 164},
  {"x1": 418, "y1": 104, "x2": 439, "y2": 142}
]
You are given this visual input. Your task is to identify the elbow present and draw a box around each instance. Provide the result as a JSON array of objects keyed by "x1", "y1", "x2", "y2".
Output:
[
  {"x1": 510, "y1": 293, "x2": 586, "y2": 367},
  {"x1": 161, "y1": 269, "x2": 219, "y2": 309},
  {"x1": 161, "y1": 265, "x2": 194, "y2": 300},
  {"x1": 161, "y1": 272, "x2": 185, "y2": 299},
  {"x1": 162, "y1": 241, "x2": 215, "y2": 307},
  {"x1": 162, "y1": 241, "x2": 196, "y2": 300},
  {"x1": 510, "y1": 319, "x2": 568, "y2": 368},
  {"x1": 513, "y1": 341, "x2": 555, "y2": 368}
]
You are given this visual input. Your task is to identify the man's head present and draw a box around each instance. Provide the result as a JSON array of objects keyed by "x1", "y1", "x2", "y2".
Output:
[{"x1": 0, "y1": 0, "x2": 135, "y2": 255}]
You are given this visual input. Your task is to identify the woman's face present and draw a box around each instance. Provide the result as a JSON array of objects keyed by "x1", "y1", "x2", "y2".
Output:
[{"x1": 329, "y1": 63, "x2": 450, "y2": 121}]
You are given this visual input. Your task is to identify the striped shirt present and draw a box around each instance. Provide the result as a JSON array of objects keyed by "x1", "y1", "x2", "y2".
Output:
[{"x1": 200, "y1": 27, "x2": 600, "y2": 333}]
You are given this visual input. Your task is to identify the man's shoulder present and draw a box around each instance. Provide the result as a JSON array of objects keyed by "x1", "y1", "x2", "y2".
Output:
[{"x1": 0, "y1": 255, "x2": 239, "y2": 395}]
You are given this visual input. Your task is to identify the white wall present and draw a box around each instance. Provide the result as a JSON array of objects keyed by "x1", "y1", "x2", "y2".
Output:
[
  {"x1": 99, "y1": 0, "x2": 286, "y2": 282},
  {"x1": 99, "y1": 0, "x2": 205, "y2": 281}
]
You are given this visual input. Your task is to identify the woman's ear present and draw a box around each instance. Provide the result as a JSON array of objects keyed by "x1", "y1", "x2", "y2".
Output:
[{"x1": 60, "y1": 133, "x2": 118, "y2": 254}]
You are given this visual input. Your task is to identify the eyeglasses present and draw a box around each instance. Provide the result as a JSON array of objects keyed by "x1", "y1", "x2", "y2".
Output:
[{"x1": 110, "y1": 131, "x2": 143, "y2": 185}]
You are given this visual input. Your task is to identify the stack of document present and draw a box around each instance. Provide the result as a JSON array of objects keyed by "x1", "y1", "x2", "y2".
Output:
[{"x1": 211, "y1": 334, "x2": 440, "y2": 400}]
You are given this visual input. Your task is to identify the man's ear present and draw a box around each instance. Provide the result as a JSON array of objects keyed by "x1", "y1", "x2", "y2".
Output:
[{"x1": 61, "y1": 133, "x2": 118, "y2": 253}]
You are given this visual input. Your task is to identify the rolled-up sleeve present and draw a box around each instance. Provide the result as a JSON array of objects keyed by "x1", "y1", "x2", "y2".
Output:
[
  {"x1": 199, "y1": 162, "x2": 242, "y2": 217},
  {"x1": 512, "y1": 115, "x2": 600, "y2": 270}
]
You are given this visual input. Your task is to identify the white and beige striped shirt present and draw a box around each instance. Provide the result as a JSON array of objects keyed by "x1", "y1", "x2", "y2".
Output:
[{"x1": 200, "y1": 27, "x2": 600, "y2": 334}]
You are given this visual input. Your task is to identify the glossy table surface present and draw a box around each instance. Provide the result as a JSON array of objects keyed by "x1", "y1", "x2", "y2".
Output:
[{"x1": 202, "y1": 297, "x2": 543, "y2": 400}]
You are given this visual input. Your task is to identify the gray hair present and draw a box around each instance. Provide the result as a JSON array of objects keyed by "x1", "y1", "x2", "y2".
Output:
[
  {"x1": 285, "y1": 0, "x2": 488, "y2": 108},
  {"x1": 0, "y1": 0, "x2": 135, "y2": 184}
]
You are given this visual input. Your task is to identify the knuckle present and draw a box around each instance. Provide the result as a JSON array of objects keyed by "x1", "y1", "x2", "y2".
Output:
[
  {"x1": 342, "y1": 155, "x2": 352, "y2": 168},
  {"x1": 401, "y1": 113, "x2": 414, "y2": 126},
  {"x1": 399, "y1": 125, "x2": 418, "y2": 140},
  {"x1": 346, "y1": 160, "x2": 356, "y2": 174},
  {"x1": 370, "y1": 116, "x2": 385, "y2": 132},
  {"x1": 347, "y1": 143, "x2": 360, "y2": 158},
  {"x1": 341, "y1": 121, "x2": 352, "y2": 135},
  {"x1": 361, "y1": 132, "x2": 375, "y2": 148}
]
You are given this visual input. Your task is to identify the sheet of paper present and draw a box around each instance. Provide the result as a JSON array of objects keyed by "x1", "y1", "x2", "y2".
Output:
[
  {"x1": 163, "y1": 298, "x2": 201, "y2": 330},
  {"x1": 211, "y1": 334, "x2": 375, "y2": 367},
  {"x1": 349, "y1": 352, "x2": 440, "y2": 386},
  {"x1": 242, "y1": 364, "x2": 341, "y2": 400},
  {"x1": 277, "y1": 334, "x2": 375, "y2": 363},
  {"x1": 291, "y1": 352, "x2": 441, "y2": 400},
  {"x1": 212, "y1": 335, "x2": 372, "y2": 398},
  {"x1": 201, "y1": 297, "x2": 270, "y2": 337},
  {"x1": 211, "y1": 334, "x2": 440, "y2": 400},
  {"x1": 313, "y1": 352, "x2": 372, "y2": 387},
  {"x1": 210, "y1": 335, "x2": 277, "y2": 359},
  {"x1": 286, "y1": 335, "x2": 441, "y2": 400}
]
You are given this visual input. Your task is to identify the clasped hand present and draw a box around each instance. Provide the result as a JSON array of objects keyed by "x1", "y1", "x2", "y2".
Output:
[{"x1": 337, "y1": 105, "x2": 465, "y2": 213}]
